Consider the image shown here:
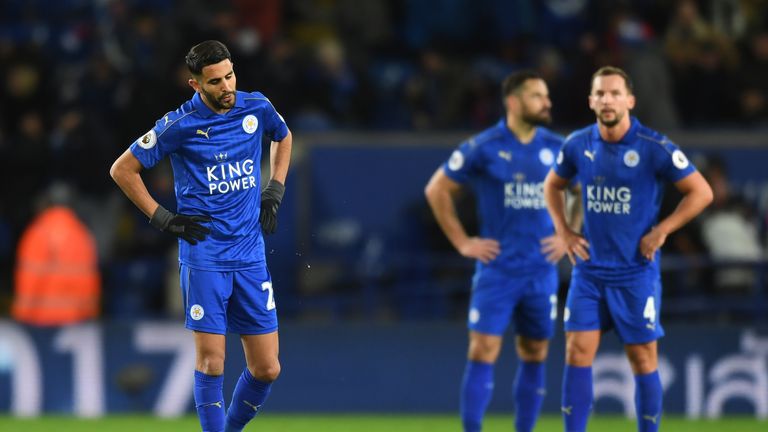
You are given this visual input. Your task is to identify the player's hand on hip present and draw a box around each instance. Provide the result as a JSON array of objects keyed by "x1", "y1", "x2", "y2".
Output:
[
  {"x1": 557, "y1": 229, "x2": 590, "y2": 265},
  {"x1": 540, "y1": 234, "x2": 570, "y2": 263},
  {"x1": 150, "y1": 205, "x2": 212, "y2": 245},
  {"x1": 259, "y1": 179, "x2": 285, "y2": 235},
  {"x1": 639, "y1": 226, "x2": 667, "y2": 261},
  {"x1": 458, "y1": 237, "x2": 501, "y2": 264}
]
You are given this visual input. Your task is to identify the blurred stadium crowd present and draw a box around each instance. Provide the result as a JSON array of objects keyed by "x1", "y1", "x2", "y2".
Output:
[{"x1": 0, "y1": 0, "x2": 767, "y2": 322}]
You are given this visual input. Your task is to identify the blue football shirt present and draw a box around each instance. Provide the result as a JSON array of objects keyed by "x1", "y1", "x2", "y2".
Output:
[
  {"x1": 553, "y1": 117, "x2": 696, "y2": 280},
  {"x1": 130, "y1": 90, "x2": 289, "y2": 271},
  {"x1": 443, "y1": 119, "x2": 564, "y2": 275}
]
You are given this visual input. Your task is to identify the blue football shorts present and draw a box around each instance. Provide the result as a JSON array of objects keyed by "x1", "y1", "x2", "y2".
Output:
[
  {"x1": 179, "y1": 263, "x2": 278, "y2": 335},
  {"x1": 468, "y1": 267, "x2": 558, "y2": 339},
  {"x1": 564, "y1": 270, "x2": 664, "y2": 344}
]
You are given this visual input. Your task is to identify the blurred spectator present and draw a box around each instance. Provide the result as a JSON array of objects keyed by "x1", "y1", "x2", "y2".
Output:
[
  {"x1": 11, "y1": 183, "x2": 101, "y2": 326},
  {"x1": 664, "y1": 0, "x2": 740, "y2": 126},
  {"x1": 738, "y1": 29, "x2": 768, "y2": 125},
  {"x1": 700, "y1": 157, "x2": 764, "y2": 294}
]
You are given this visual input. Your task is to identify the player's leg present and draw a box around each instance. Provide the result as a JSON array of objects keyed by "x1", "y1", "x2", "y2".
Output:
[
  {"x1": 625, "y1": 342, "x2": 662, "y2": 432},
  {"x1": 513, "y1": 336, "x2": 548, "y2": 432},
  {"x1": 608, "y1": 276, "x2": 664, "y2": 432},
  {"x1": 562, "y1": 274, "x2": 606, "y2": 432},
  {"x1": 225, "y1": 331, "x2": 280, "y2": 432},
  {"x1": 181, "y1": 264, "x2": 231, "y2": 432},
  {"x1": 461, "y1": 270, "x2": 514, "y2": 432},
  {"x1": 225, "y1": 268, "x2": 279, "y2": 432},
  {"x1": 194, "y1": 331, "x2": 228, "y2": 432},
  {"x1": 462, "y1": 331, "x2": 502, "y2": 432},
  {"x1": 512, "y1": 269, "x2": 557, "y2": 432}
]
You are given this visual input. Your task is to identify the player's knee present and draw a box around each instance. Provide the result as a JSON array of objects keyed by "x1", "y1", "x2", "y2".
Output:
[
  {"x1": 468, "y1": 338, "x2": 501, "y2": 363},
  {"x1": 565, "y1": 342, "x2": 595, "y2": 366},
  {"x1": 197, "y1": 355, "x2": 225, "y2": 376},
  {"x1": 517, "y1": 339, "x2": 548, "y2": 362},
  {"x1": 626, "y1": 347, "x2": 657, "y2": 374},
  {"x1": 249, "y1": 361, "x2": 281, "y2": 382}
]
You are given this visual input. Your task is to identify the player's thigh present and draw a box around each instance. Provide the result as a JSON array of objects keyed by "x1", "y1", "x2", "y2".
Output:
[
  {"x1": 228, "y1": 267, "x2": 278, "y2": 335},
  {"x1": 606, "y1": 275, "x2": 664, "y2": 344},
  {"x1": 467, "y1": 270, "x2": 518, "y2": 336},
  {"x1": 563, "y1": 272, "x2": 609, "y2": 333},
  {"x1": 180, "y1": 264, "x2": 232, "y2": 334},
  {"x1": 514, "y1": 268, "x2": 558, "y2": 340}
]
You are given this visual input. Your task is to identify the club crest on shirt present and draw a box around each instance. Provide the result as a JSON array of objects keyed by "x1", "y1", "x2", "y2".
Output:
[
  {"x1": 190, "y1": 304, "x2": 205, "y2": 321},
  {"x1": 137, "y1": 129, "x2": 157, "y2": 149},
  {"x1": 448, "y1": 150, "x2": 464, "y2": 171},
  {"x1": 624, "y1": 150, "x2": 640, "y2": 167},
  {"x1": 539, "y1": 148, "x2": 554, "y2": 165},
  {"x1": 672, "y1": 150, "x2": 689, "y2": 169},
  {"x1": 242, "y1": 114, "x2": 258, "y2": 134}
]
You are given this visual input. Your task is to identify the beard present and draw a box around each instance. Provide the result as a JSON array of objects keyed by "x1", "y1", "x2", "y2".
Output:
[
  {"x1": 202, "y1": 88, "x2": 236, "y2": 111},
  {"x1": 522, "y1": 108, "x2": 552, "y2": 126},
  {"x1": 597, "y1": 109, "x2": 623, "y2": 127}
]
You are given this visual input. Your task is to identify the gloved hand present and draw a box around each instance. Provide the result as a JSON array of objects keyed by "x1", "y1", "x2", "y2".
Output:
[
  {"x1": 259, "y1": 179, "x2": 285, "y2": 235},
  {"x1": 150, "y1": 205, "x2": 212, "y2": 245}
]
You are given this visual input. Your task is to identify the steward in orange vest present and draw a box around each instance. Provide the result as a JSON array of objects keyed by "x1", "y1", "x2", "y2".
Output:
[{"x1": 12, "y1": 206, "x2": 101, "y2": 325}]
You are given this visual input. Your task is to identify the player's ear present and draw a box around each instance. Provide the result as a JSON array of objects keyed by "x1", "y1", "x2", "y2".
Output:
[
  {"x1": 505, "y1": 94, "x2": 519, "y2": 112},
  {"x1": 627, "y1": 93, "x2": 636, "y2": 110},
  {"x1": 188, "y1": 77, "x2": 200, "y2": 93}
]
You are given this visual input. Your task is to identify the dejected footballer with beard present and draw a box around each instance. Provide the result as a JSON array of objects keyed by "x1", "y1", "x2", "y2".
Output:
[
  {"x1": 543, "y1": 66, "x2": 713, "y2": 432},
  {"x1": 110, "y1": 40, "x2": 292, "y2": 432},
  {"x1": 425, "y1": 71, "x2": 570, "y2": 432}
]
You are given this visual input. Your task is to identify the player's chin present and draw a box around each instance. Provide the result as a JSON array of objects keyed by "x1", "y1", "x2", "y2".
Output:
[{"x1": 220, "y1": 94, "x2": 235, "y2": 106}]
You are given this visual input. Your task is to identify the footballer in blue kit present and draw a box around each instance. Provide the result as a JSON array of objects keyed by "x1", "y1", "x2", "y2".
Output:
[
  {"x1": 426, "y1": 71, "x2": 574, "y2": 432},
  {"x1": 110, "y1": 41, "x2": 292, "y2": 432},
  {"x1": 543, "y1": 66, "x2": 713, "y2": 432}
]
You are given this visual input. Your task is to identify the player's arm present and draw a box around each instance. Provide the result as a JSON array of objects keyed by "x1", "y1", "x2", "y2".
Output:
[
  {"x1": 424, "y1": 168, "x2": 499, "y2": 264},
  {"x1": 543, "y1": 170, "x2": 589, "y2": 264},
  {"x1": 639, "y1": 171, "x2": 713, "y2": 260},
  {"x1": 110, "y1": 149, "x2": 161, "y2": 218},
  {"x1": 566, "y1": 183, "x2": 583, "y2": 232},
  {"x1": 110, "y1": 149, "x2": 210, "y2": 244},
  {"x1": 268, "y1": 129, "x2": 292, "y2": 184},
  {"x1": 259, "y1": 130, "x2": 293, "y2": 234}
]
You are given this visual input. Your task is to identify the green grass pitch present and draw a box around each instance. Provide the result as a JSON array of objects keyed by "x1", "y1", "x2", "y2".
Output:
[{"x1": 0, "y1": 414, "x2": 765, "y2": 431}]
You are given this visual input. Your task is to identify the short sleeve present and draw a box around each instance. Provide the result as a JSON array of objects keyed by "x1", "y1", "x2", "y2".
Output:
[
  {"x1": 553, "y1": 135, "x2": 578, "y2": 180},
  {"x1": 129, "y1": 112, "x2": 181, "y2": 169},
  {"x1": 443, "y1": 138, "x2": 481, "y2": 184},
  {"x1": 260, "y1": 96, "x2": 289, "y2": 142},
  {"x1": 652, "y1": 139, "x2": 697, "y2": 183}
]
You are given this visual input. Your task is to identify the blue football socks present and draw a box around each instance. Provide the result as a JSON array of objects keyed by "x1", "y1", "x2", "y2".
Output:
[
  {"x1": 224, "y1": 368, "x2": 273, "y2": 432},
  {"x1": 460, "y1": 360, "x2": 495, "y2": 432},
  {"x1": 194, "y1": 370, "x2": 225, "y2": 432},
  {"x1": 513, "y1": 361, "x2": 546, "y2": 432},
  {"x1": 562, "y1": 365, "x2": 593, "y2": 432},
  {"x1": 635, "y1": 370, "x2": 662, "y2": 432}
]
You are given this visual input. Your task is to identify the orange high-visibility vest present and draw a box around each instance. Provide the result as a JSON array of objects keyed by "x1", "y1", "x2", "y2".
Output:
[{"x1": 12, "y1": 206, "x2": 101, "y2": 326}]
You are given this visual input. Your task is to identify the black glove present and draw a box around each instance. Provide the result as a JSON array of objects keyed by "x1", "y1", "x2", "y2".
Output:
[
  {"x1": 150, "y1": 205, "x2": 212, "y2": 245},
  {"x1": 259, "y1": 179, "x2": 285, "y2": 235}
]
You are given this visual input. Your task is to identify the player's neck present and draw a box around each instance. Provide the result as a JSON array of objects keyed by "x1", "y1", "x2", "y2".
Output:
[
  {"x1": 506, "y1": 116, "x2": 536, "y2": 144},
  {"x1": 597, "y1": 116, "x2": 632, "y2": 142}
]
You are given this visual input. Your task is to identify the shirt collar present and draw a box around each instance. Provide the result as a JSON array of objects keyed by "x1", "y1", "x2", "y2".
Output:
[{"x1": 192, "y1": 91, "x2": 245, "y2": 118}]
